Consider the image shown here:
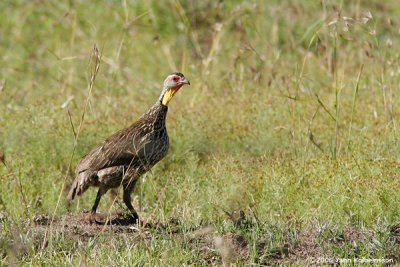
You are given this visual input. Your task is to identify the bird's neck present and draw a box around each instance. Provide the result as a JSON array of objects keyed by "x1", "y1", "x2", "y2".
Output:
[
  {"x1": 159, "y1": 85, "x2": 182, "y2": 106},
  {"x1": 144, "y1": 101, "x2": 168, "y2": 129}
]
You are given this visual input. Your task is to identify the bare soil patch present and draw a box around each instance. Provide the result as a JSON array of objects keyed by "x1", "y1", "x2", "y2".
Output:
[
  {"x1": 32, "y1": 212, "x2": 173, "y2": 240},
  {"x1": 26, "y1": 213, "x2": 400, "y2": 265}
]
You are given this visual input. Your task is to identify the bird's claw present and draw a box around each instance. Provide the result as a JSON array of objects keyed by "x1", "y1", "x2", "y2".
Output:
[
  {"x1": 128, "y1": 213, "x2": 139, "y2": 225},
  {"x1": 86, "y1": 213, "x2": 102, "y2": 225}
]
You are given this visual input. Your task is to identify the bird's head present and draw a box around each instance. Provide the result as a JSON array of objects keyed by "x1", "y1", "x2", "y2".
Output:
[{"x1": 160, "y1": 72, "x2": 190, "y2": 106}]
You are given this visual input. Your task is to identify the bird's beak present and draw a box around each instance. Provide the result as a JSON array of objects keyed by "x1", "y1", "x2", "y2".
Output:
[{"x1": 181, "y1": 78, "x2": 190, "y2": 85}]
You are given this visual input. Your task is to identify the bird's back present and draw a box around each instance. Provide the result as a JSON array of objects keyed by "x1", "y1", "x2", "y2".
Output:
[
  {"x1": 68, "y1": 102, "x2": 169, "y2": 200},
  {"x1": 77, "y1": 102, "x2": 169, "y2": 174}
]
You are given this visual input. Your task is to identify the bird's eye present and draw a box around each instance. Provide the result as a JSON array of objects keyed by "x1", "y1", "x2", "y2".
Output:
[{"x1": 173, "y1": 76, "x2": 180, "y2": 82}]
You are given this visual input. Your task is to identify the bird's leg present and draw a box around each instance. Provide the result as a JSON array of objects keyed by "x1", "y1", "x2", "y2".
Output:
[
  {"x1": 123, "y1": 180, "x2": 139, "y2": 224},
  {"x1": 88, "y1": 188, "x2": 105, "y2": 224}
]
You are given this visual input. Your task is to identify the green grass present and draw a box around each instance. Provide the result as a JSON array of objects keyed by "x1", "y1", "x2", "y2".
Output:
[{"x1": 1, "y1": 0, "x2": 400, "y2": 265}]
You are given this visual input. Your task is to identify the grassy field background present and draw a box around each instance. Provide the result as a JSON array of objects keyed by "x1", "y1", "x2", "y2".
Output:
[{"x1": 0, "y1": 0, "x2": 399, "y2": 265}]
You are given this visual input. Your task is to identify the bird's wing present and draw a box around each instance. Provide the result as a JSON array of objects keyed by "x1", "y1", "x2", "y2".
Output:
[{"x1": 76, "y1": 121, "x2": 152, "y2": 174}]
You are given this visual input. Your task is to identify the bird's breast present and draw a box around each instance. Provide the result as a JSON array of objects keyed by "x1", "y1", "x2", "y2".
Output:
[{"x1": 132, "y1": 127, "x2": 169, "y2": 169}]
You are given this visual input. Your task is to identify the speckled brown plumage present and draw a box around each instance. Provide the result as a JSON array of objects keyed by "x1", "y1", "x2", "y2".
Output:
[{"x1": 67, "y1": 73, "x2": 189, "y2": 223}]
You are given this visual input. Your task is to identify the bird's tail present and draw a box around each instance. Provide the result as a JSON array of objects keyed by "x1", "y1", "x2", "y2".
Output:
[
  {"x1": 67, "y1": 171, "x2": 95, "y2": 201},
  {"x1": 67, "y1": 178, "x2": 79, "y2": 201}
]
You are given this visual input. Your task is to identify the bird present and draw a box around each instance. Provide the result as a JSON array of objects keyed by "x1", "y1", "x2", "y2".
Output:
[{"x1": 67, "y1": 72, "x2": 190, "y2": 223}]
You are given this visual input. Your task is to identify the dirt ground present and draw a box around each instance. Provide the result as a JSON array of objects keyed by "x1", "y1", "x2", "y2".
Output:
[
  {"x1": 25, "y1": 212, "x2": 399, "y2": 265},
  {"x1": 32, "y1": 212, "x2": 170, "y2": 240}
]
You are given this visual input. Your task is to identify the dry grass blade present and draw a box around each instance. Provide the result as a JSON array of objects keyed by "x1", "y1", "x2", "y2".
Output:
[
  {"x1": 348, "y1": 64, "x2": 364, "y2": 139},
  {"x1": 43, "y1": 44, "x2": 102, "y2": 249},
  {"x1": 202, "y1": 23, "x2": 223, "y2": 72},
  {"x1": 67, "y1": 108, "x2": 77, "y2": 140},
  {"x1": 123, "y1": 10, "x2": 150, "y2": 30},
  {"x1": 308, "y1": 107, "x2": 324, "y2": 152},
  {"x1": 173, "y1": 0, "x2": 203, "y2": 59},
  {"x1": 314, "y1": 93, "x2": 336, "y2": 122}
]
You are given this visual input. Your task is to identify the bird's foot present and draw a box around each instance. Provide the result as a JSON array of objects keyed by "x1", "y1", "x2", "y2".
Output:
[
  {"x1": 128, "y1": 213, "x2": 139, "y2": 225},
  {"x1": 86, "y1": 212, "x2": 102, "y2": 225}
]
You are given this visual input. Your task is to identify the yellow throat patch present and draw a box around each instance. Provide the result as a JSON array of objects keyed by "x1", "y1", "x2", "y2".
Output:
[{"x1": 162, "y1": 87, "x2": 180, "y2": 106}]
